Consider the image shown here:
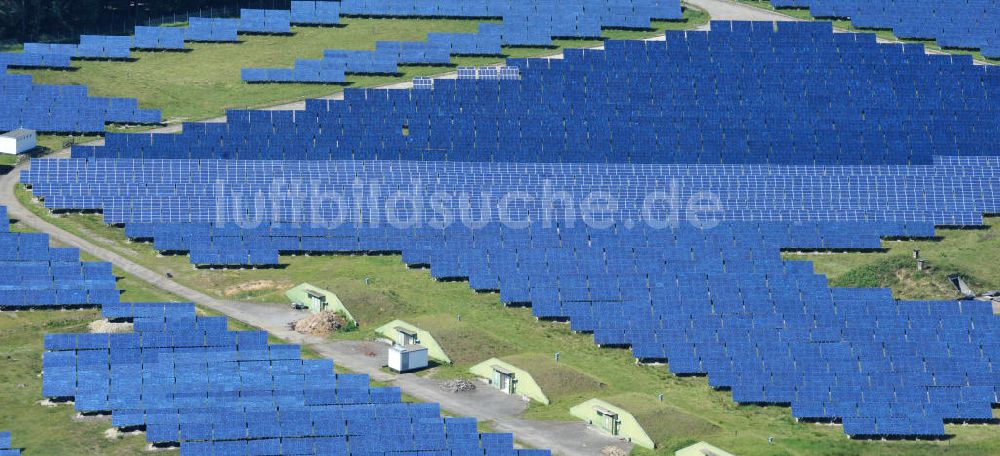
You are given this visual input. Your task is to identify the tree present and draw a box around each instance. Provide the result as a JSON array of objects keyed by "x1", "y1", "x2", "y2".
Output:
[{"x1": 0, "y1": 1, "x2": 283, "y2": 43}]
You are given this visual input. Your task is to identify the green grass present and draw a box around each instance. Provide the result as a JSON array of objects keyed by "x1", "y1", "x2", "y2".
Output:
[
  {"x1": 13, "y1": 7, "x2": 708, "y2": 124},
  {"x1": 604, "y1": 392, "x2": 720, "y2": 451},
  {"x1": 16, "y1": 18, "x2": 484, "y2": 122},
  {"x1": 733, "y1": 1, "x2": 1000, "y2": 64},
  {"x1": 15, "y1": 190, "x2": 1000, "y2": 455},
  {"x1": 784, "y1": 217, "x2": 1000, "y2": 300},
  {"x1": 0, "y1": 309, "x2": 152, "y2": 455},
  {"x1": 34, "y1": 135, "x2": 99, "y2": 152},
  {"x1": 499, "y1": 352, "x2": 606, "y2": 402}
]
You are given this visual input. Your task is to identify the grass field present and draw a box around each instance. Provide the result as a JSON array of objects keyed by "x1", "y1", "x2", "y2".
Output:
[
  {"x1": 0, "y1": 309, "x2": 152, "y2": 455},
  {"x1": 785, "y1": 217, "x2": 1000, "y2": 300},
  {"x1": 14, "y1": 7, "x2": 708, "y2": 125},
  {"x1": 734, "y1": 0, "x2": 1000, "y2": 64},
  {"x1": 14, "y1": 186, "x2": 1000, "y2": 455},
  {"x1": 603, "y1": 392, "x2": 720, "y2": 451}
]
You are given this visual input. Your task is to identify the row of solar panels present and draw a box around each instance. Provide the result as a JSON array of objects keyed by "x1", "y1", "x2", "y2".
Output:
[
  {"x1": 23, "y1": 158, "x2": 1000, "y2": 229},
  {"x1": 245, "y1": 44, "x2": 521, "y2": 83},
  {"x1": 767, "y1": 0, "x2": 1000, "y2": 58},
  {"x1": 105, "y1": 218, "x2": 926, "y2": 240}
]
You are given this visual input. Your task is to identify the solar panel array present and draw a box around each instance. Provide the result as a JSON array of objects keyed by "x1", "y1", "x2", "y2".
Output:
[
  {"x1": 89, "y1": 23, "x2": 1000, "y2": 165},
  {"x1": 22, "y1": 157, "x2": 1000, "y2": 436},
  {"x1": 0, "y1": 1, "x2": 678, "y2": 132},
  {"x1": 768, "y1": 0, "x2": 1000, "y2": 58},
  {"x1": 0, "y1": 205, "x2": 120, "y2": 308},
  {"x1": 0, "y1": 72, "x2": 160, "y2": 133},
  {"x1": 244, "y1": 0, "x2": 682, "y2": 83},
  {"x1": 3, "y1": 31, "x2": 164, "y2": 133},
  {"x1": 42, "y1": 301, "x2": 544, "y2": 455},
  {"x1": 0, "y1": 432, "x2": 18, "y2": 456},
  {"x1": 16, "y1": 17, "x2": 1000, "y2": 441}
]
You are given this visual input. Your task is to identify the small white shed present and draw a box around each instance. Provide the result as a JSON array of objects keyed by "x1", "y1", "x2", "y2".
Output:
[
  {"x1": 0, "y1": 129, "x2": 36, "y2": 155},
  {"x1": 388, "y1": 344, "x2": 429, "y2": 373}
]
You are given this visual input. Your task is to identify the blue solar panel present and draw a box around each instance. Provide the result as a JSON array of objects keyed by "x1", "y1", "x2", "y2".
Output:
[
  {"x1": 185, "y1": 18, "x2": 240, "y2": 42},
  {"x1": 238, "y1": 9, "x2": 292, "y2": 34},
  {"x1": 133, "y1": 26, "x2": 186, "y2": 50},
  {"x1": 291, "y1": 1, "x2": 341, "y2": 25}
]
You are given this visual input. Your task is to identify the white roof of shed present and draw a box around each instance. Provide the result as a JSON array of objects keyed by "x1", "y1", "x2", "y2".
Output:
[{"x1": 1, "y1": 129, "x2": 35, "y2": 140}]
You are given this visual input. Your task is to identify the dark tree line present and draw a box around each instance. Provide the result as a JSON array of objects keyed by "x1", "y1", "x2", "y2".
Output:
[{"x1": 0, "y1": 1, "x2": 292, "y2": 43}]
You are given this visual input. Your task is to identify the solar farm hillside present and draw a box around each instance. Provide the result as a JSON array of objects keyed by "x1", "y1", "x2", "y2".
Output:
[
  {"x1": 2, "y1": 1, "x2": 1000, "y2": 456},
  {"x1": 3, "y1": 4, "x2": 708, "y2": 131}
]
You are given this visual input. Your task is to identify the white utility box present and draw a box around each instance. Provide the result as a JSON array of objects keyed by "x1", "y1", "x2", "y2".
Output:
[
  {"x1": 388, "y1": 344, "x2": 429, "y2": 373},
  {"x1": 0, "y1": 129, "x2": 36, "y2": 155}
]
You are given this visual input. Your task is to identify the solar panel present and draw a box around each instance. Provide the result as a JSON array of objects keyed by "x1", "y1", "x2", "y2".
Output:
[{"x1": 413, "y1": 77, "x2": 434, "y2": 90}]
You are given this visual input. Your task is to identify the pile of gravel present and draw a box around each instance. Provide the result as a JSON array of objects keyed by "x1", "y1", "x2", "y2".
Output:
[
  {"x1": 293, "y1": 311, "x2": 346, "y2": 336},
  {"x1": 88, "y1": 319, "x2": 133, "y2": 334},
  {"x1": 601, "y1": 446, "x2": 628, "y2": 456},
  {"x1": 439, "y1": 379, "x2": 477, "y2": 393}
]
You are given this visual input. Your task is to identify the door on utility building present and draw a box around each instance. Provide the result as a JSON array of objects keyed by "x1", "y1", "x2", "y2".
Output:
[
  {"x1": 493, "y1": 369, "x2": 515, "y2": 395},
  {"x1": 306, "y1": 291, "x2": 326, "y2": 311},
  {"x1": 596, "y1": 409, "x2": 620, "y2": 436}
]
